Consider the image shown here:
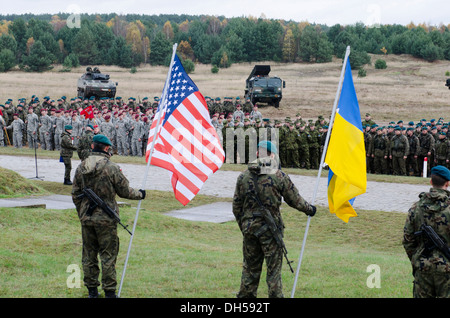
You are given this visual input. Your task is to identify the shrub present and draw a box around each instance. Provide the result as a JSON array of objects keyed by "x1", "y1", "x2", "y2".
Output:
[
  {"x1": 358, "y1": 68, "x2": 367, "y2": 77},
  {"x1": 375, "y1": 59, "x2": 387, "y2": 69}
]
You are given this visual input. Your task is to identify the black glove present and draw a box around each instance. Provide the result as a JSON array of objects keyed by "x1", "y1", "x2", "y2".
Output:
[
  {"x1": 139, "y1": 189, "x2": 146, "y2": 200},
  {"x1": 307, "y1": 204, "x2": 316, "y2": 217}
]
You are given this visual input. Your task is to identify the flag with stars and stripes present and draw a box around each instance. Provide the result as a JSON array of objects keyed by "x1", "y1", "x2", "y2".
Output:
[{"x1": 145, "y1": 53, "x2": 225, "y2": 206}]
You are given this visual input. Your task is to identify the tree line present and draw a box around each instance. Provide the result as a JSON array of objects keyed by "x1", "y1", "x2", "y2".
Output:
[{"x1": 0, "y1": 13, "x2": 449, "y2": 72}]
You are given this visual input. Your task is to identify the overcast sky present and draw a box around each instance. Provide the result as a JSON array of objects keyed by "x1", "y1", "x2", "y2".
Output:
[{"x1": 2, "y1": 0, "x2": 449, "y2": 26}]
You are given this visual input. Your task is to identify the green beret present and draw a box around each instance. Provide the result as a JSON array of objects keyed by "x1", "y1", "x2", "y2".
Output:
[
  {"x1": 64, "y1": 125, "x2": 73, "y2": 130},
  {"x1": 87, "y1": 124, "x2": 94, "y2": 130},
  {"x1": 93, "y1": 134, "x2": 112, "y2": 146},
  {"x1": 258, "y1": 140, "x2": 277, "y2": 154},
  {"x1": 431, "y1": 166, "x2": 450, "y2": 181}
]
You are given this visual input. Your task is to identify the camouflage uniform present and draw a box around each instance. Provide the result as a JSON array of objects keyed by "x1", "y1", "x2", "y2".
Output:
[
  {"x1": 6, "y1": 117, "x2": 24, "y2": 148},
  {"x1": 39, "y1": 112, "x2": 52, "y2": 150},
  {"x1": 60, "y1": 130, "x2": 77, "y2": 183},
  {"x1": 0, "y1": 114, "x2": 5, "y2": 146},
  {"x1": 285, "y1": 126, "x2": 300, "y2": 168},
  {"x1": 370, "y1": 130, "x2": 389, "y2": 174},
  {"x1": 307, "y1": 127, "x2": 320, "y2": 169},
  {"x1": 232, "y1": 155, "x2": 315, "y2": 298},
  {"x1": 72, "y1": 150, "x2": 144, "y2": 296},
  {"x1": 418, "y1": 130, "x2": 435, "y2": 176},
  {"x1": 116, "y1": 116, "x2": 131, "y2": 156},
  {"x1": 390, "y1": 131, "x2": 409, "y2": 176},
  {"x1": 26, "y1": 111, "x2": 39, "y2": 149},
  {"x1": 131, "y1": 117, "x2": 144, "y2": 156},
  {"x1": 77, "y1": 129, "x2": 94, "y2": 161},
  {"x1": 434, "y1": 134, "x2": 450, "y2": 168},
  {"x1": 53, "y1": 113, "x2": 65, "y2": 150},
  {"x1": 403, "y1": 182, "x2": 450, "y2": 298},
  {"x1": 406, "y1": 130, "x2": 421, "y2": 176}
]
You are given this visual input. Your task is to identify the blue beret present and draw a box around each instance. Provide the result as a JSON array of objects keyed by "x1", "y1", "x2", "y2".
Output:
[
  {"x1": 93, "y1": 134, "x2": 112, "y2": 146},
  {"x1": 258, "y1": 141, "x2": 277, "y2": 154},
  {"x1": 431, "y1": 166, "x2": 450, "y2": 181}
]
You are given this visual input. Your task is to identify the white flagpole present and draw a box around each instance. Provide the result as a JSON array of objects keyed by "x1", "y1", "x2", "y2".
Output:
[
  {"x1": 290, "y1": 46, "x2": 351, "y2": 298},
  {"x1": 118, "y1": 43, "x2": 178, "y2": 297}
]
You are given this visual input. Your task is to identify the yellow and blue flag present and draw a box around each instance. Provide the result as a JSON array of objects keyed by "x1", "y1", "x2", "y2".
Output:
[{"x1": 325, "y1": 57, "x2": 366, "y2": 223}]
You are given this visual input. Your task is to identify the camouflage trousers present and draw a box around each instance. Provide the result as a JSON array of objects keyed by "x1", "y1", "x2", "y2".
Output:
[
  {"x1": 413, "y1": 270, "x2": 450, "y2": 298},
  {"x1": 392, "y1": 155, "x2": 407, "y2": 176},
  {"x1": 62, "y1": 156, "x2": 72, "y2": 180},
  {"x1": 12, "y1": 132, "x2": 22, "y2": 148},
  {"x1": 237, "y1": 223, "x2": 284, "y2": 298},
  {"x1": 81, "y1": 223, "x2": 119, "y2": 292}
]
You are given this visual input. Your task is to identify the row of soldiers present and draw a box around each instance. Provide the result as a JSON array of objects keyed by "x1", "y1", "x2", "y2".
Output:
[
  {"x1": 364, "y1": 115, "x2": 450, "y2": 176},
  {"x1": 0, "y1": 95, "x2": 158, "y2": 157},
  {"x1": 1, "y1": 95, "x2": 449, "y2": 173}
]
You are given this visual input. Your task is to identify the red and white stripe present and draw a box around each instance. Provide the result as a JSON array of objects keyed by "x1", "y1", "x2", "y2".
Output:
[{"x1": 145, "y1": 91, "x2": 225, "y2": 205}]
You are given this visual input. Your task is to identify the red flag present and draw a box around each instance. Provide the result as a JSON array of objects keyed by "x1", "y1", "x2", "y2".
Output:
[
  {"x1": 146, "y1": 54, "x2": 224, "y2": 206},
  {"x1": 80, "y1": 105, "x2": 94, "y2": 119}
]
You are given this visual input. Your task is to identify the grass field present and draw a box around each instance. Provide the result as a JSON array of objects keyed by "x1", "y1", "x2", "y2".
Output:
[
  {"x1": 0, "y1": 54, "x2": 448, "y2": 125},
  {"x1": 0, "y1": 173, "x2": 413, "y2": 298}
]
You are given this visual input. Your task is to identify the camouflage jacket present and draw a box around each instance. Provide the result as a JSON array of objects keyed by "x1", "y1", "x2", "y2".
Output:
[
  {"x1": 60, "y1": 131, "x2": 77, "y2": 158},
  {"x1": 403, "y1": 188, "x2": 450, "y2": 273},
  {"x1": 435, "y1": 138, "x2": 450, "y2": 161},
  {"x1": 77, "y1": 130, "x2": 94, "y2": 161},
  {"x1": 232, "y1": 156, "x2": 314, "y2": 233},
  {"x1": 390, "y1": 134, "x2": 409, "y2": 157},
  {"x1": 418, "y1": 133, "x2": 435, "y2": 155},
  {"x1": 72, "y1": 151, "x2": 143, "y2": 226}
]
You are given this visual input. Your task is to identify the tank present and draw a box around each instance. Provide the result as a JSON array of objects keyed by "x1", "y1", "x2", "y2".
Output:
[
  {"x1": 244, "y1": 65, "x2": 285, "y2": 108},
  {"x1": 77, "y1": 67, "x2": 117, "y2": 99}
]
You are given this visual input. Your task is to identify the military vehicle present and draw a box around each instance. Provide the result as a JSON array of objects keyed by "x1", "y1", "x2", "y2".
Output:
[
  {"x1": 245, "y1": 65, "x2": 285, "y2": 108},
  {"x1": 77, "y1": 67, "x2": 117, "y2": 99},
  {"x1": 446, "y1": 78, "x2": 450, "y2": 89}
]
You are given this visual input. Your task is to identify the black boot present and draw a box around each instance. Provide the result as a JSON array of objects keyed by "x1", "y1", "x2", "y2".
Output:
[
  {"x1": 105, "y1": 290, "x2": 117, "y2": 298},
  {"x1": 64, "y1": 179, "x2": 73, "y2": 185},
  {"x1": 87, "y1": 287, "x2": 98, "y2": 298}
]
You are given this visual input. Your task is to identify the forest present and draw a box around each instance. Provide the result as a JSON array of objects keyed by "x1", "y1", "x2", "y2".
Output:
[{"x1": 0, "y1": 13, "x2": 449, "y2": 72}]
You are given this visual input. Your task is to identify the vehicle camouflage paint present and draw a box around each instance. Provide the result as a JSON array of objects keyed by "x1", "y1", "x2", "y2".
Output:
[
  {"x1": 245, "y1": 65, "x2": 285, "y2": 108},
  {"x1": 77, "y1": 67, "x2": 118, "y2": 99}
]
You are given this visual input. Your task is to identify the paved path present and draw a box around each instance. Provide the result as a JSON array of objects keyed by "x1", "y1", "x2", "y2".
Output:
[{"x1": 0, "y1": 155, "x2": 429, "y2": 214}]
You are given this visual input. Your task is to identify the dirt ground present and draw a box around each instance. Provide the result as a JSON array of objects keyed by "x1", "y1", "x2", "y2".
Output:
[{"x1": 0, "y1": 54, "x2": 448, "y2": 124}]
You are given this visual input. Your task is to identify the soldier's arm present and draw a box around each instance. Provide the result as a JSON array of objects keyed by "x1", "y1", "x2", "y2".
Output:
[
  {"x1": 232, "y1": 173, "x2": 245, "y2": 229},
  {"x1": 71, "y1": 167, "x2": 83, "y2": 217},
  {"x1": 280, "y1": 171, "x2": 314, "y2": 215},
  {"x1": 402, "y1": 205, "x2": 419, "y2": 261},
  {"x1": 404, "y1": 136, "x2": 409, "y2": 157},
  {"x1": 112, "y1": 165, "x2": 144, "y2": 200}
]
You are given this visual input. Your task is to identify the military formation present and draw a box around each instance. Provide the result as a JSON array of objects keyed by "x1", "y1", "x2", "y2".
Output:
[
  {"x1": 0, "y1": 95, "x2": 158, "y2": 157},
  {"x1": 362, "y1": 113, "x2": 450, "y2": 176},
  {"x1": 1, "y1": 95, "x2": 449, "y2": 175}
]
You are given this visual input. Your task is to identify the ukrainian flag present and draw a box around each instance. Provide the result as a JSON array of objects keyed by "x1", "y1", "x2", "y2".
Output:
[{"x1": 325, "y1": 57, "x2": 366, "y2": 223}]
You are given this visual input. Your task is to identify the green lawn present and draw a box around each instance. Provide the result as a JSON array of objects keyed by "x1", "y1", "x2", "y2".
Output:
[{"x1": 0, "y1": 178, "x2": 413, "y2": 298}]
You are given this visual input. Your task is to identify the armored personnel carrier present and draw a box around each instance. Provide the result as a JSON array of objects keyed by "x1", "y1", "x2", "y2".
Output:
[{"x1": 77, "y1": 67, "x2": 117, "y2": 99}]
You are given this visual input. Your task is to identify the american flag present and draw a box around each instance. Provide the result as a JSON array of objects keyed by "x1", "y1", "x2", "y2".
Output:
[{"x1": 145, "y1": 54, "x2": 225, "y2": 205}]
